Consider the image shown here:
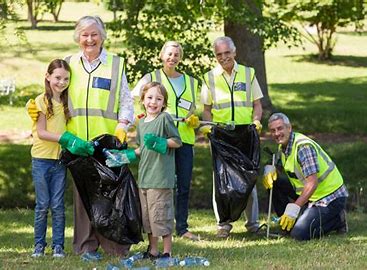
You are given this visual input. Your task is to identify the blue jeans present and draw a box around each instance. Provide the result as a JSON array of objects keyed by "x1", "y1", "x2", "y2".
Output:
[
  {"x1": 174, "y1": 143, "x2": 194, "y2": 236},
  {"x1": 272, "y1": 177, "x2": 347, "y2": 240},
  {"x1": 32, "y1": 158, "x2": 66, "y2": 248},
  {"x1": 291, "y1": 197, "x2": 346, "y2": 241}
]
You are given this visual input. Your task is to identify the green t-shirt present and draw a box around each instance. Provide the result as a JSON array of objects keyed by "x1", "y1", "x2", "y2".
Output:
[{"x1": 136, "y1": 112, "x2": 182, "y2": 188}]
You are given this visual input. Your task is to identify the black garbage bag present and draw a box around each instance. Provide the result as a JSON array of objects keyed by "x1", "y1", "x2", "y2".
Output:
[
  {"x1": 209, "y1": 124, "x2": 260, "y2": 223},
  {"x1": 60, "y1": 134, "x2": 143, "y2": 245}
]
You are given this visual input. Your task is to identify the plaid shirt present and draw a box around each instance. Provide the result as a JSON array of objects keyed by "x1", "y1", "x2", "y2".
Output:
[{"x1": 283, "y1": 132, "x2": 348, "y2": 207}]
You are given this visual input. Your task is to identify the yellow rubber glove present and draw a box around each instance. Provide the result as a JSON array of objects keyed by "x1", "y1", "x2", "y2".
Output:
[
  {"x1": 262, "y1": 165, "x2": 277, "y2": 189},
  {"x1": 185, "y1": 115, "x2": 200, "y2": 129},
  {"x1": 253, "y1": 120, "x2": 262, "y2": 135},
  {"x1": 279, "y1": 203, "x2": 300, "y2": 231},
  {"x1": 26, "y1": 99, "x2": 40, "y2": 122},
  {"x1": 114, "y1": 123, "x2": 127, "y2": 143},
  {"x1": 198, "y1": 125, "x2": 212, "y2": 137}
]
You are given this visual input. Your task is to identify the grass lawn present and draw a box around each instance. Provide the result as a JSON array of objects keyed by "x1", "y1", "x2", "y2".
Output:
[
  {"x1": 1, "y1": 2, "x2": 367, "y2": 269},
  {"x1": 0, "y1": 208, "x2": 367, "y2": 270}
]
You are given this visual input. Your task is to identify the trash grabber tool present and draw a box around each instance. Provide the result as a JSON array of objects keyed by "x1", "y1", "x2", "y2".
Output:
[
  {"x1": 266, "y1": 152, "x2": 276, "y2": 239},
  {"x1": 172, "y1": 117, "x2": 235, "y2": 131}
]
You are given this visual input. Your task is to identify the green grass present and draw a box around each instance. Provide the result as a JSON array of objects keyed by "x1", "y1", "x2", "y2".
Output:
[{"x1": 0, "y1": 208, "x2": 367, "y2": 270}]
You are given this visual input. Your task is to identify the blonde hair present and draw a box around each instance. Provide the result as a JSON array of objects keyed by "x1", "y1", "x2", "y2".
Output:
[
  {"x1": 73, "y1": 16, "x2": 107, "y2": 43},
  {"x1": 140, "y1": 82, "x2": 168, "y2": 112},
  {"x1": 159, "y1": 41, "x2": 183, "y2": 60}
]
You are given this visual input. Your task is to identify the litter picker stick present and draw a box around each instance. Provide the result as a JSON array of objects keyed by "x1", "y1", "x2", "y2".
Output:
[
  {"x1": 172, "y1": 117, "x2": 235, "y2": 131},
  {"x1": 266, "y1": 153, "x2": 276, "y2": 239}
]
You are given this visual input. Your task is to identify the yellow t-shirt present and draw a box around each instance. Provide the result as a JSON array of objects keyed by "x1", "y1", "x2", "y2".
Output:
[{"x1": 31, "y1": 93, "x2": 66, "y2": 159}]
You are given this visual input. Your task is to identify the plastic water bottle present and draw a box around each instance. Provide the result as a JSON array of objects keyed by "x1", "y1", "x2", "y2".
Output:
[
  {"x1": 154, "y1": 257, "x2": 180, "y2": 268},
  {"x1": 106, "y1": 264, "x2": 121, "y2": 270},
  {"x1": 120, "y1": 252, "x2": 144, "y2": 269},
  {"x1": 179, "y1": 257, "x2": 210, "y2": 267}
]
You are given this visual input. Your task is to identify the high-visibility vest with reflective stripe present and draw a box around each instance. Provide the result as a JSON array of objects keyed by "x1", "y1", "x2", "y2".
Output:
[
  {"x1": 203, "y1": 64, "x2": 254, "y2": 124},
  {"x1": 280, "y1": 133, "x2": 344, "y2": 201},
  {"x1": 65, "y1": 53, "x2": 124, "y2": 140},
  {"x1": 151, "y1": 69, "x2": 198, "y2": 145}
]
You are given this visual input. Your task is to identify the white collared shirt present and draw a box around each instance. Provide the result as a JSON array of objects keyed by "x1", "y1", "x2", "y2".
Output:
[
  {"x1": 200, "y1": 61, "x2": 263, "y2": 105},
  {"x1": 74, "y1": 48, "x2": 134, "y2": 124}
]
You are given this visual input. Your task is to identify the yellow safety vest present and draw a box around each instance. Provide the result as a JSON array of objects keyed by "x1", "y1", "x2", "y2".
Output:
[
  {"x1": 151, "y1": 69, "x2": 198, "y2": 145},
  {"x1": 65, "y1": 53, "x2": 124, "y2": 140},
  {"x1": 203, "y1": 64, "x2": 254, "y2": 124},
  {"x1": 280, "y1": 133, "x2": 344, "y2": 201}
]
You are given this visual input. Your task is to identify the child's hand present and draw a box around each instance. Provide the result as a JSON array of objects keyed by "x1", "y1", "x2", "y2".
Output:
[
  {"x1": 26, "y1": 99, "x2": 40, "y2": 122},
  {"x1": 144, "y1": 133, "x2": 167, "y2": 154}
]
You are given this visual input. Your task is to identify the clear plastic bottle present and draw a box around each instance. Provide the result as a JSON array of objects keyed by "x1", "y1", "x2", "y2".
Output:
[
  {"x1": 106, "y1": 263, "x2": 121, "y2": 270},
  {"x1": 179, "y1": 257, "x2": 210, "y2": 267},
  {"x1": 154, "y1": 257, "x2": 180, "y2": 268},
  {"x1": 120, "y1": 252, "x2": 144, "y2": 269}
]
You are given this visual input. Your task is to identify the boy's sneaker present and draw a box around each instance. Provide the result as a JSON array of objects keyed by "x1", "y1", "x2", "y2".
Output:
[
  {"x1": 31, "y1": 243, "x2": 45, "y2": 258},
  {"x1": 53, "y1": 245, "x2": 65, "y2": 258}
]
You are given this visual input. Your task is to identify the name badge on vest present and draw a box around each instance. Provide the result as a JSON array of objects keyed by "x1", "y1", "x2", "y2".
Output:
[
  {"x1": 92, "y1": 77, "x2": 111, "y2": 91},
  {"x1": 233, "y1": 82, "x2": 246, "y2": 92},
  {"x1": 177, "y1": 98, "x2": 192, "y2": 111}
]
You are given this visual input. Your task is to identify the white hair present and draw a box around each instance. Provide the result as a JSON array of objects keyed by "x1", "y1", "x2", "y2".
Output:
[
  {"x1": 213, "y1": 36, "x2": 236, "y2": 54},
  {"x1": 73, "y1": 16, "x2": 107, "y2": 43},
  {"x1": 268, "y1": 113, "x2": 291, "y2": 126}
]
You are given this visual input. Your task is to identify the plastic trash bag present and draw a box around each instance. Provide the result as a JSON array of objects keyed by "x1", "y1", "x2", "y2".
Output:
[
  {"x1": 209, "y1": 124, "x2": 260, "y2": 223},
  {"x1": 60, "y1": 134, "x2": 143, "y2": 245}
]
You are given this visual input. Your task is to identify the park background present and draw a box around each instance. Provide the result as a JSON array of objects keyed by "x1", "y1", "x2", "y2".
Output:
[{"x1": 0, "y1": 0, "x2": 366, "y2": 269}]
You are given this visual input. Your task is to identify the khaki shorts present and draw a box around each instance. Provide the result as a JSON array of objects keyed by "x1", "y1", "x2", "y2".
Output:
[{"x1": 139, "y1": 188, "x2": 174, "y2": 237}]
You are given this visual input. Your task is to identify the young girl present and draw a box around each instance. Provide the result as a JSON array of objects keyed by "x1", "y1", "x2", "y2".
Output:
[
  {"x1": 30, "y1": 59, "x2": 74, "y2": 258},
  {"x1": 136, "y1": 81, "x2": 182, "y2": 258}
]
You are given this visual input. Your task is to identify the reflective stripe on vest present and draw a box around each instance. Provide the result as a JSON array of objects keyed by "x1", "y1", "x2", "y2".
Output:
[
  {"x1": 281, "y1": 133, "x2": 344, "y2": 201},
  {"x1": 65, "y1": 53, "x2": 124, "y2": 140},
  {"x1": 151, "y1": 69, "x2": 198, "y2": 145},
  {"x1": 204, "y1": 65, "x2": 254, "y2": 124}
]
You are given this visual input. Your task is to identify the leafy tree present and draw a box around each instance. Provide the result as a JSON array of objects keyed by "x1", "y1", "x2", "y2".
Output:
[
  {"x1": 25, "y1": 0, "x2": 48, "y2": 29},
  {"x1": 45, "y1": 0, "x2": 64, "y2": 22},
  {"x1": 103, "y1": 0, "x2": 125, "y2": 21},
  {"x1": 108, "y1": 0, "x2": 300, "y2": 112},
  {"x1": 0, "y1": 1, "x2": 26, "y2": 46},
  {"x1": 284, "y1": 0, "x2": 365, "y2": 60},
  {"x1": 108, "y1": 0, "x2": 213, "y2": 83}
]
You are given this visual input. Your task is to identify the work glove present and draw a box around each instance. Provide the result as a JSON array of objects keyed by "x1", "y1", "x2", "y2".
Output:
[
  {"x1": 144, "y1": 133, "x2": 168, "y2": 154},
  {"x1": 26, "y1": 99, "x2": 40, "y2": 122},
  {"x1": 114, "y1": 123, "x2": 128, "y2": 143},
  {"x1": 262, "y1": 165, "x2": 277, "y2": 189},
  {"x1": 253, "y1": 120, "x2": 262, "y2": 135},
  {"x1": 198, "y1": 125, "x2": 212, "y2": 137},
  {"x1": 104, "y1": 149, "x2": 137, "y2": 167},
  {"x1": 185, "y1": 115, "x2": 200, "y2": 129},
  {"x1": 59, "y1": 131, "x2": 95, "y2": 157},
  {"x1": 279, "y1": 203, "x2": 301, "y2": 231}
]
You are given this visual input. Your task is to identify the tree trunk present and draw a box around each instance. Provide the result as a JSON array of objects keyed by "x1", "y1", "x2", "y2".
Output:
[
  {"x1": 224, "y1": 0, "x2": 274, "y2": 114},
  {"x1": 27, "y1": 0, "x2": 37, "y2": 29}
]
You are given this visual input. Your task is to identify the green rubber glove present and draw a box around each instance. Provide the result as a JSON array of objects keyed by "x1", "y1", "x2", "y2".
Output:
[
  {"x1": 59, "y1": 131, "x2": 95, "y2": 157},
  {"x1": 144, "y1": 133, "x2": 168, "y2": 154},
  {"x1": 105, "y1": 149, "x2": 137, "y2": 167}
]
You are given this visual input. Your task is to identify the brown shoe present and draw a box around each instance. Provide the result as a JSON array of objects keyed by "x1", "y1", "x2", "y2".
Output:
[
  {"x1": 216, "y1": 228, "x2": 230, "y2": 238},
  {"x1": 181, "y1": 231, "x2": 200, "y2": 241}
]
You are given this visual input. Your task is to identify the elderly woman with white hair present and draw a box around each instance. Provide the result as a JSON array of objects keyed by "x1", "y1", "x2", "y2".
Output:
[
  {"x1": 66, "y1": 15, "x2": 134, "y2": 261},
  {"x1": 27, "y1": 15, "x2": 134, "y2": 260},
  {"x1": 132, "y1": 41, "x2": 200, "y2": 249}
]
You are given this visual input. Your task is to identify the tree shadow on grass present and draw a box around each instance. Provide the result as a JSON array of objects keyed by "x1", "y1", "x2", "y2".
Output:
[
  {"x1": 269, "y1": 76, "x2": 367, "y2": 134},
  {"x1": 285, "y1": 54, "x2": 367, "y2": 68}
]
